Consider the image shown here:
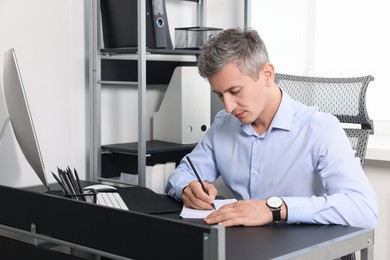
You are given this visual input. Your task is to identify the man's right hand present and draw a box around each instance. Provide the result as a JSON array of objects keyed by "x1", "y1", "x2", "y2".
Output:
[{"x1": 182, "y1": 180, "x2": 217, "y2": 210}]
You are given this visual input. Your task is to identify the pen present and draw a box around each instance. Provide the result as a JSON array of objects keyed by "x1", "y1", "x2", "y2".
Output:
[
  {"x1": 57, "y1": 168, "x2": 70, "y2": 193},
  {"x1": 51, "y1": 171, "x2": 69, "y2": 194},
  {"x1": 66, "y1": 167, "x2": 79, "y2": 194},
  {"x1": 186, "y1": 156, "x2": 216, "y2": 210},
  {"x1": 62, "y1": 168, "x2": 77, "y2": 196},
  {"x1": 72, "y1": 168, "x2": 86, "y2": 201},
  {"x1": 73, "y1": 168, "x2": 83, "y2": 194},
  {"x1": 66, "y1": 166, "x2": 86, "y2": 201},
  {"x1": 58, "y1": 167, "x2": 79, "y2": 200}
]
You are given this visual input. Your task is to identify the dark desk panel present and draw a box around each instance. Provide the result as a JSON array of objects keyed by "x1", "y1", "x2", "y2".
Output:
[
  {"x1": 0, "y1": 185, "x2": 218, "y2": 260},
  {"x1": 0, "y1": 184, "x2": 374, "y2": 260},
  {"x1": 0, "y1": 235, "x2": 81, "y2": 260}
]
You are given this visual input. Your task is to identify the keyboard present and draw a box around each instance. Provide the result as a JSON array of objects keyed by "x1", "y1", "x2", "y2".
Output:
[
  {"x1": 97, "y1": 192, "x2": 129, "y2": 210},
  {"x1": 85, "y1": 191, "x2": 129, "y2": 210}
]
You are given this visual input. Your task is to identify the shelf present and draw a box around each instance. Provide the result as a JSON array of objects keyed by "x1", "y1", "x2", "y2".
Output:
[
  {"x1": 99, "y1": 80, "x2": 138, "y2": 86},
  {"x1": 102, "y1": 140, "x2": 197, "y2": 155},
  {"x1": 100, "y1": 52, "x2": 198, "y2": 63},
  {"x1": 102, "y1": 47, "x2": 201, "y2": 55},
  {"x1": 101, "y1": 141, "x2": 196, "y2": 179},
  {"x1": 101, "y1": 59, "x2": 197, "y2": 85}
]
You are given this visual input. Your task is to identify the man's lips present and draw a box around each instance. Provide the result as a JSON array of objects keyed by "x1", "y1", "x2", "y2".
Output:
[{"x1": 234, "y1": 111, "x2": 245, "y2": 118}]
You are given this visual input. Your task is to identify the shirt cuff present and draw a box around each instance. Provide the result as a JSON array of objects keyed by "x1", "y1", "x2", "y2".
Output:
[
  {"x1": 167, "y1": 177, "x2": 193, "y2": 201},
  {"x1": 282, "y1": 196, "x2": 323, "y2": 224}
]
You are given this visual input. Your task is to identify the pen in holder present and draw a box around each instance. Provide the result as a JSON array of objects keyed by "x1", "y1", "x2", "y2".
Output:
[
  {"x1": 52, "y1": 167, "x2": 92, "y2": 202},
  {"x1": 65, "y1": 189, "x2": 97, "y2": 204}
]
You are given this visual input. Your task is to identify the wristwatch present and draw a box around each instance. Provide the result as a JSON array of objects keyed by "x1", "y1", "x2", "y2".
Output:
[{"x1": 266, "y1": 196, "x2": 283, "y2": 222}]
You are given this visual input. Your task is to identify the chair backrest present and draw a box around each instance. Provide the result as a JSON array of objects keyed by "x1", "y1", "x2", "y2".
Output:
[{"x1": 275, "y1": 73, "x2": 374, "y2": 167}]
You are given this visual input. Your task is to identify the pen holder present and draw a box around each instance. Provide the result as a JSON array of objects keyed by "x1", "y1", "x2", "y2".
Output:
[{"x1": 65, "y1": 189, "x2": 97, "y2": 204}]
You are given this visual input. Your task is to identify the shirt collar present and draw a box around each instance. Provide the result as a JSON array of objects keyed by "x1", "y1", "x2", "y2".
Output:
[
  {"x1": 270, "y1": 88, "x2": 293, "y2": 131},
  {"x1": 241, "y1": 88, "x2": 293, "y2": 137}
]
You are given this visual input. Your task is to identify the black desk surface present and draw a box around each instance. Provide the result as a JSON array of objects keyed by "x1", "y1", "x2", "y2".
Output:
[
  {"x1": 23, "y1": 183, "x2": 372, "y2": 260},
  {"x1": 27, "y1": 182, "x2": 182, "y2": 214},
  {"x1": 158, "y1": 213, "x2": 370, "y2": 260}
]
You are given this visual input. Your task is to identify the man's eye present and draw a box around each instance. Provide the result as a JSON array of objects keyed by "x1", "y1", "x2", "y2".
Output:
[{"x1": 230, "y1": 89, "x2": 240, "y2": 95}]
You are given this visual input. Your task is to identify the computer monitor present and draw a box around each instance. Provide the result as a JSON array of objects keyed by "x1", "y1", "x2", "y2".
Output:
[{"x1": 3, "y1": 48, "x2": 50, "y2": 190}]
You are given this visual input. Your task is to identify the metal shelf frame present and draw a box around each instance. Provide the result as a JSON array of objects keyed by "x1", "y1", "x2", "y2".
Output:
[{"x1": 88, "y1": 0, "x2": 207, "y2": 186}]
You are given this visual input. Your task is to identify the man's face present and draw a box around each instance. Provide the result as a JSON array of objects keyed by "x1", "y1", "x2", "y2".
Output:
[{"x1": 209, "y1": 62, "x2": 270, "y2": 125}]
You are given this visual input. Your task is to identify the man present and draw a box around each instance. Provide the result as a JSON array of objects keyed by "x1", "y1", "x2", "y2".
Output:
[{"x1": 166, "y1": 27, "x2": 378, "y2": 229}]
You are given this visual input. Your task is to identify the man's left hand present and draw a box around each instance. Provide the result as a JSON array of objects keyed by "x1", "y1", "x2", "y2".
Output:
[{"x1": 204, "y1": 199, "x2": 287, "y2": 227}]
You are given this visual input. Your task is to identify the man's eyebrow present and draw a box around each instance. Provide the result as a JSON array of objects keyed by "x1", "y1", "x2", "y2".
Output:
[{"x1": 212, "y1": 86, "x2": 239, "y2": 95}]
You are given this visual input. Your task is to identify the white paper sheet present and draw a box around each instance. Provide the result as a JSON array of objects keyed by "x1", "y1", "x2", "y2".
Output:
[{"x1": 180, "y1": 199, "x2": 237, "y2": 219}]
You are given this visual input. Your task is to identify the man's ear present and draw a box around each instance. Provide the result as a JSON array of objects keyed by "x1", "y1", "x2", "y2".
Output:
[{"x1": 262, "y1": 63, "x2": 275, "y2": 86}]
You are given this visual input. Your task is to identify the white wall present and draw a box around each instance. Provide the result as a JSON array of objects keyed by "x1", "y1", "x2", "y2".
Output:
[{"x1": 0, "y1": 0, "x2": 87, "y2": 186}]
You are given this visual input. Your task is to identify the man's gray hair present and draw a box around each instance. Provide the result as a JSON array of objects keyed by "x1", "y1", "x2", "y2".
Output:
[{"x1": 197, "y1": 27, "x2": 270, "y2": 81}]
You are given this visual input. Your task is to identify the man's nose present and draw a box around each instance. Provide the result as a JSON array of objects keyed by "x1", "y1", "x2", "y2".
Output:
[{"x1": 222, "y1": 95, "x2": 236, "y2": 114}]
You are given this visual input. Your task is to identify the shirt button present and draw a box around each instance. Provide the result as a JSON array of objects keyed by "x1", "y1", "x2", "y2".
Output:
[{"x1": 252, "y1": 171, "x2": 258, "y2": 175}]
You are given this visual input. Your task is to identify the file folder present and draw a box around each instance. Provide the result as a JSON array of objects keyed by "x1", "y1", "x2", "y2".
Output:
[
  {"x1": 101, "y1": 0, "x2": 172, "y2": 49},
  {"x1": 151, "y1": 0, "x2": 173, "y2": 49}
]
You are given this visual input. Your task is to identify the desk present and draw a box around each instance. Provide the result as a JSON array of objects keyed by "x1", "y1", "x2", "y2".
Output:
[
  {"x1": 161, "y1": 215, "x2": 374, "y2": 260},
  {"x1": 0, "y1": 184, "x2": 374, "y2": 260}
]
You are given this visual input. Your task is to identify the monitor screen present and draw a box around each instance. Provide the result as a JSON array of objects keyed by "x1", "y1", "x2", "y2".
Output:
[{"x1": 3, "y1": 48, "x2": 50, "y2": 190}]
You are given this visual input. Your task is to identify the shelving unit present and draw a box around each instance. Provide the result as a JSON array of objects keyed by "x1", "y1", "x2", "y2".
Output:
[{"x1": 88, "y1": 0, "x2": 206, "y2": 186}]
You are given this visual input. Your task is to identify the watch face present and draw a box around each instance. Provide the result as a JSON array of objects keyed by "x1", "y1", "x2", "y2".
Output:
[{"x1": 267, "y1": 196, "x2": 283, "y2": 209}]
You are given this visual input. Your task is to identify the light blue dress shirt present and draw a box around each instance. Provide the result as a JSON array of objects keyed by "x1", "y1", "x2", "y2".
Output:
[{"x1": 166, "y1": 91, "x2": 378, "y2": 229}]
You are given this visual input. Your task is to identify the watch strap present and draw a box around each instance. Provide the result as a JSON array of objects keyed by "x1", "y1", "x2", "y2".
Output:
[{"x1": 271, "y1": 208, "x2": 281, "y2": 222}]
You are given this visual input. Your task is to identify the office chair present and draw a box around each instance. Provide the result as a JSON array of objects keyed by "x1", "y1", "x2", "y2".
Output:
[{"x1": 275, "y1": 73, "x2": 374, "y2": 260}]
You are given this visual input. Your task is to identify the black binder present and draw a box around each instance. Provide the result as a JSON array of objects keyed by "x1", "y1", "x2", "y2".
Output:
[
  {"x1": 101, "y1": 0, "x2": 172, "y2": 49},
  {"x1": 151, "y1": 0, "x2": 173, "y2": 49}
]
